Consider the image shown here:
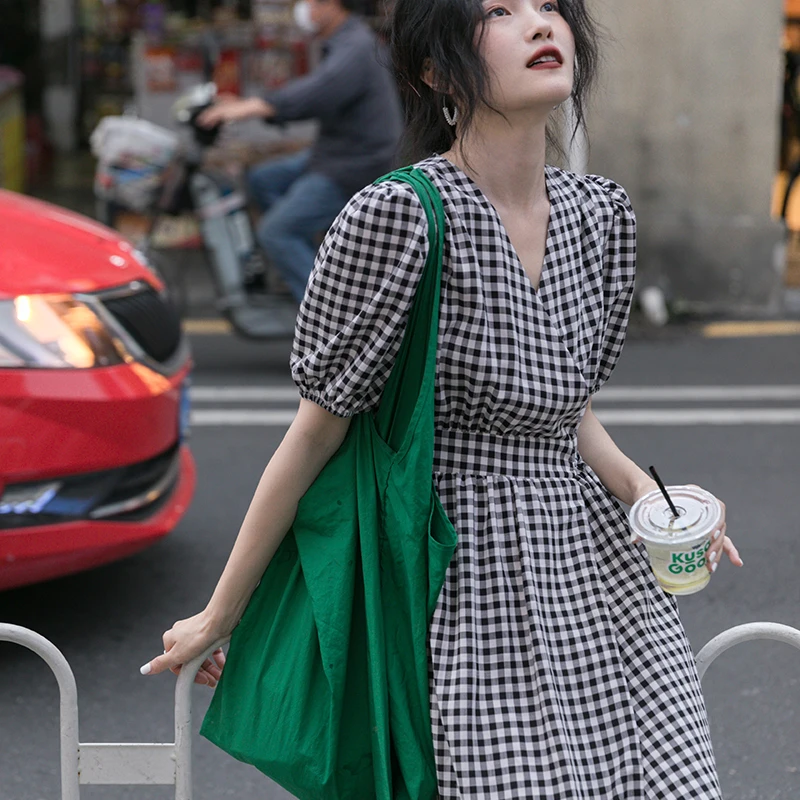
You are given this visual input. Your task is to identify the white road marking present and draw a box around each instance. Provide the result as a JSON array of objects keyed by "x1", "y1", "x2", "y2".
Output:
[
  {"x1": 594, "y1": 408, "x2": 800, "y2": 426},
  {"x1": 596, "y1": 386, "x2": 800, "y2": 402},
  {"x1": 190, "y1": 407, "x2": 800, "y2": 427},
  {"x1": 191, "y1": 386, "x2": 299, "y2": 402},
  {"x1": 192, "y1": 409, "x2": 297, "y2": 426},
  {"x1": 190, "y1": 385, "x2": 800, "y2": 404}
]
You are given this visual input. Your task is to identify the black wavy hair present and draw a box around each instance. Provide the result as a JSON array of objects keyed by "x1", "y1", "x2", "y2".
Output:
[{"x1": 389, "y1": 0, "x2": 600, "y2": 163}]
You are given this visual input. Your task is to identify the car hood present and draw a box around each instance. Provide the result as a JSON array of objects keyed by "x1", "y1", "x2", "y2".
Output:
[{"x1": 0, "y1": 190, "x2": 157, "y2": 299}]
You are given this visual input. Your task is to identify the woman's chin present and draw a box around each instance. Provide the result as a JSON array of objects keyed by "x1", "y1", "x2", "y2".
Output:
[{"x1": 502, "y1": 97, "x2": 572, "y2": 118}]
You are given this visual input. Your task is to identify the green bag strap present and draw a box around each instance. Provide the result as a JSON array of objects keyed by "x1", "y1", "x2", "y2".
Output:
[{"x1": 373, "y1": 167, "x2": 446, "y2": 452}]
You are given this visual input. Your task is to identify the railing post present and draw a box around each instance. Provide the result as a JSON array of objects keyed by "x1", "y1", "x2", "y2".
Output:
[
  {"x1": 171, "y1": 641, "x2": 229, "y2": 800},
  {"x1": 0, "y1": 624, "x2": 81, "y2": 800},
  {"x1": 173, "y1": 649, "x2": 207, "y2": 800}
]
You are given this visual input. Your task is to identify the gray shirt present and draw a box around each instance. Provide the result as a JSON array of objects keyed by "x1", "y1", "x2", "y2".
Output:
[{"x1": 266, "y1": 17, "x2": 404, "y2": 197}]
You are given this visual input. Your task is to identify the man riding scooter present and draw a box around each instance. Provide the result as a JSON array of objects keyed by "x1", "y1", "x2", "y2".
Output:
[{"x1": 198, "y1": 0, "x2": 404, "y2": 303}]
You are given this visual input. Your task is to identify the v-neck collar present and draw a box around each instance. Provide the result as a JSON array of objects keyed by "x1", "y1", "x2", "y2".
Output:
[{"x1": 428, "y1": 154, "x2": 559, "y2": 298}]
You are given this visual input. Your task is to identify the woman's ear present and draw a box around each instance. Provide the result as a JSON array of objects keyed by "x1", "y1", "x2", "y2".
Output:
[{"x1": 421, "y1": 58, "x2": 442, "y2": 93}]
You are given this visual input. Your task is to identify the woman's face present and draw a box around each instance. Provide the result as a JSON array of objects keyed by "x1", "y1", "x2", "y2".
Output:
[{"x1": 478, "y1": 0, "x2": 575, "y2": 115}]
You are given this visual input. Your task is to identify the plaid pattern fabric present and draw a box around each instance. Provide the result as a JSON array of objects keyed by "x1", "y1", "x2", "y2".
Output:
[{"x1": 291, "y1": 156, "x2": 720, "y2": 798}]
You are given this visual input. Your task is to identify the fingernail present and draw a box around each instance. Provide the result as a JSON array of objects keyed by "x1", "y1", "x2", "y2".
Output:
[
  {"x1": 708, "y1": 551, "x2": 717, "y2": 564},
  {"x1": 140, "y1": 663, "x2": 152, "y2": 675},
  {"x1": 713, "y1": 529, "x2": 722, "y2": 541},
  {"x1": 711, "y1": 562, "x2": 718, "y2": 573}
]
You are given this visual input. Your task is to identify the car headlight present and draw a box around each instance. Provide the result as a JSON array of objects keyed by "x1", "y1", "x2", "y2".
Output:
[{"x1": 0, "y1": 294, "x2": 124, "y2": 369}]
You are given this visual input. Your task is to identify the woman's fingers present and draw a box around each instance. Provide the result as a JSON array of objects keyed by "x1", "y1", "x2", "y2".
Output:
[
  {"x1": 205, "y1": 651, "x2": 225, "y2": 682},
  {"x1": 706, "y1": 532, "x2": 743, "y2": 576},
  {"x1": 195, "y1": 668, "x2": 217, "y2": 688},
  {"x1": 141, "y1": 650, "x2": 177, "y2": 676},
  {"x1": 141, "y1": 639, "x2": 227, "y2": 689},
  {"x1": 705, "y1": 523, "x2": 726, "y2": 573},
  {"x1": 704, "y1": 493, "x2": 728, "y2": 574},
  {"x1": 141, "y1": 652, "x2": 221, "y2": 687},
  {"x1": 195, "y1": 650, "x2": 226, "y2": 687},
  {"x1": 722, "y1": 535, "x2": 743, "y2": 567}
]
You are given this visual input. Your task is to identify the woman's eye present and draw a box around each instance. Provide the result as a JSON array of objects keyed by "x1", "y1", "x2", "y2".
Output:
[
  {"x1": 542, "y1": 2, "x2": 559, "y2": 11},
  {"x1": 486, "y1": 6, "x2": 510, "y2": 17}
]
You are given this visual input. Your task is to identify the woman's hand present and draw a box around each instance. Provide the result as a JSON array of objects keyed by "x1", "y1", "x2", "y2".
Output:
[
  {"x1": 139, "y1": 611, "x2": 232, "y2": 688},
  {"x1": 631, "y1": 482, "x2": 744, "y2": 575},
  {"x1": 697, "y1": 492, "x2": 743, "y2": 575}
]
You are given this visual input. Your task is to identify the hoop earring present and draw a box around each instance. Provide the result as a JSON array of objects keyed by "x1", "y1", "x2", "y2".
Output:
[{"x1": 443, "y1": 102, "x2": 459, "y2": 127}]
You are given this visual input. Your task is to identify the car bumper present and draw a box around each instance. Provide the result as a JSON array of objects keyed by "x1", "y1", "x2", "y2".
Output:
[
  {"x1": 0, "y1": 361, "x2": 196, "y2": 590},
  {"x1": 0, "y1": 362, "x2": 192, "y2": 480},
  {"x1": 0, "y1": 444, "x2": 195, "y2": 590}
]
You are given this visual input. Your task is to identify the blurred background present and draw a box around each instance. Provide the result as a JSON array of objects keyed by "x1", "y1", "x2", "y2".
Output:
[
  {"x1": 1, "y1": 1, "x2": 800, "y2": 799},
  {"x1": 0, "y1": 0, "x2": 798, "y2": 316}
]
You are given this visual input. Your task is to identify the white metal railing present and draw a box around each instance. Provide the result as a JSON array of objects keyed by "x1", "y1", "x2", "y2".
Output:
[
  {"x1": 694, "y1": 622, "x2": 800, "y2": 680},
  {"x1": 2, "y1": 620, "x2": 800, "y2": 798},
  {"x1": 0, "y1": 623, "x2": 224, "y2": 799}
]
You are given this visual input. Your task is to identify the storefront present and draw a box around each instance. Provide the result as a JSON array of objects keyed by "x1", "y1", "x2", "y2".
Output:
[
  {"x1": 79, "y1": 0, "x2": 390, "y2": 247},
  {"x1": 78, "y1": 0, "x2": 388, "y2": 140}
]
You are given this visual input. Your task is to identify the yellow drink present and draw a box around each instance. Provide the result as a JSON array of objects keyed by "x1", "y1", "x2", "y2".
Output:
[{"x1": 629, "y1": 486, "x2": 723, "y2": 597}]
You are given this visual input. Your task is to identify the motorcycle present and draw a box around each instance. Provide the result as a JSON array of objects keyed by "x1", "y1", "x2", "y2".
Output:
[{"x1": 93, "y1": 83, "x2": 297, "y2": 340}]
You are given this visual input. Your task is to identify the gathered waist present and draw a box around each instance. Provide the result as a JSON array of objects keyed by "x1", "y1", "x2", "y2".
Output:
[{"x1": 433, "y1": 428, "x2": 580, "y2": 480}]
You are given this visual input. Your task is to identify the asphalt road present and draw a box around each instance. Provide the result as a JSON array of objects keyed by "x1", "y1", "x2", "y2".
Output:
[{"x1": 2, "y1": 329, "x2": 800, "y2": 800}]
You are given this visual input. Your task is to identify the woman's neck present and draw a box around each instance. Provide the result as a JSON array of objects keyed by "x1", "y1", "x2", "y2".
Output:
[{"x1": 442, "y1": 113, "x2": 550, "y2": 213}]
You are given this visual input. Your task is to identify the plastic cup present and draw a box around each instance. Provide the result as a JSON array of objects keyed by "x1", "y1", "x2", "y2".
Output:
[{"x1": 629, "y1": 485, "x2": 723, "y2": 596}]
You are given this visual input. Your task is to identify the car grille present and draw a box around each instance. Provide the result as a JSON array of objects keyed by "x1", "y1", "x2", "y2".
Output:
[
  {"x1": 102, "y1": 286, "x2": 182, "y2": 363},
  {"x1": 0, "y1": 445, "x2": 180, "y2": 530}
]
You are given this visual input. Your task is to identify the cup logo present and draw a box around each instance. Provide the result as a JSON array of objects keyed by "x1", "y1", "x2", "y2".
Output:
[{"x1": 667, "y1": 540, "x2": 711, "y2": 576}]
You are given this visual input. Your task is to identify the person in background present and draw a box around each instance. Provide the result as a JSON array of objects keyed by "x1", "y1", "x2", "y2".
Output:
[{"x1": 198, "y1": 0, "x2": 404, "y2": 302}]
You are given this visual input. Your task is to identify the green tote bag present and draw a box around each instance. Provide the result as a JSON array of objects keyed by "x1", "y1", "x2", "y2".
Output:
[{"x1": 200, "y1": 167, "x2": 457, "y2": 800}]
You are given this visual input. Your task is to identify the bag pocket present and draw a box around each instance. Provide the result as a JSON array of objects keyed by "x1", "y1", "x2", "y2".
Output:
[{"x1": 426, "y1": 493, "x2": 458, "y2": 619}]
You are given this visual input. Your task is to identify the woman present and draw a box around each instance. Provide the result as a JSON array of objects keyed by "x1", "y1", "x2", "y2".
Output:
[{"x1": 143, "y1": 0, "x2": 743, "y2": 796}]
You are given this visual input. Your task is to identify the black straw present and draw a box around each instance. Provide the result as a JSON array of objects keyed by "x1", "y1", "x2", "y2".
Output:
[{"x1": 648, "y1": 466, "x2": 680, "y2": 518}]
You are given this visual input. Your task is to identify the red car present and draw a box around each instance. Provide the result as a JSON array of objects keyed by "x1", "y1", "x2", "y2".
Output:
[{"x1": 0, "y1": 190, "x2": 195, "y2": 590}]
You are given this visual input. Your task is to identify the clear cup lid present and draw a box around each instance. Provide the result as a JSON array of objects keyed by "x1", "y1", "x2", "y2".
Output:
[{"x1": 629, "y1": 485, "x2": 723, "y2": 545}]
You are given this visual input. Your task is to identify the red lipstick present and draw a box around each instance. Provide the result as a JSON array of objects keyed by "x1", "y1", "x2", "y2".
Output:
[{"x1": 527, "y1": 46, "x2": 563, "y2": 70}]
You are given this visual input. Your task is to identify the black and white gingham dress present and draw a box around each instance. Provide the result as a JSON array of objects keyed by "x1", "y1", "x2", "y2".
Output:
[{"x1": 291, "y1": 155, "x2": 721, "y2": 799}]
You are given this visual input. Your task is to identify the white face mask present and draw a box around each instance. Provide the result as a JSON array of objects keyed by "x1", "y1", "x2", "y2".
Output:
[{"x1": 293, "y1": 1, "x2": 319, "y2": 34}]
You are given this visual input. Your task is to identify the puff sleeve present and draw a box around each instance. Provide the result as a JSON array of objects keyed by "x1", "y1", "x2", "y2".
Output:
[
  {"x1": 290, "y1": 180, "x2": 430, "y2": 417},
  {"x1": 584, "y1": 176, "x2": 637, "y2": 394}
]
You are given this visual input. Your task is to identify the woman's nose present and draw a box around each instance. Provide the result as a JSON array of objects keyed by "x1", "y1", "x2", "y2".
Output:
[{"x1": 526, "y1": 9, "x2": 554, "y2": 41}]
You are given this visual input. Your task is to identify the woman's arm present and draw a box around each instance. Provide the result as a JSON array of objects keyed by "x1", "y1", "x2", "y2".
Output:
[
  {"x1": 141, "y1": 398, "x2": 350, "y2": 679},
  {"x1": 577, "y1": 400, "x2": 742, "y2": 572},
  {"x1": 577, "y1": 400, "x2": 656, "y2": 507}
]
